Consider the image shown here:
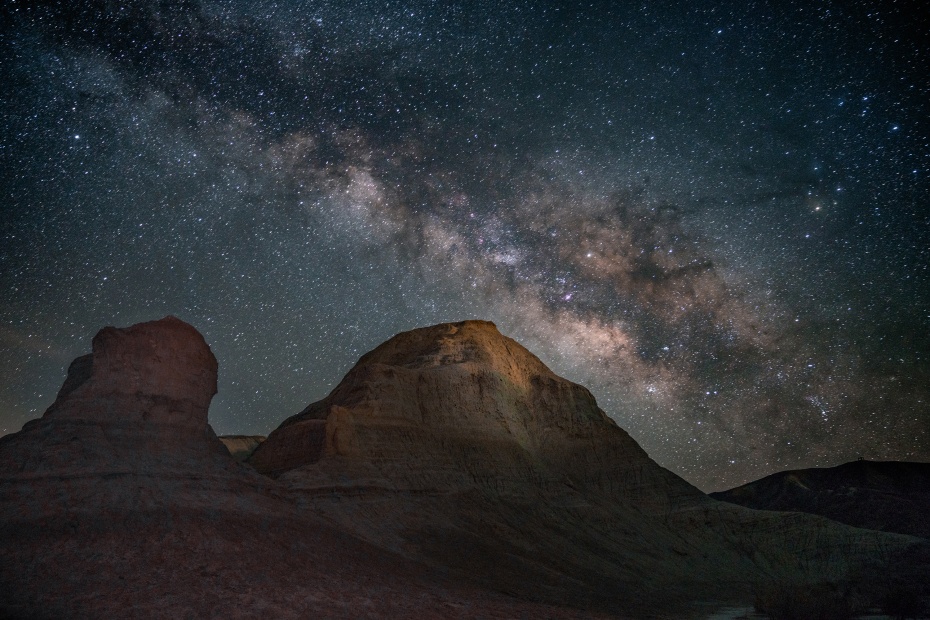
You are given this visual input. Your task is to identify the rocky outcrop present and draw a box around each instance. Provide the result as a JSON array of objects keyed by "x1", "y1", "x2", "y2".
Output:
[
  {"x1": 3, "y1": 317, "x2": 924, "y2": 617},
  {"x1": 251, "y1": 320, "x2": 926, "y2": 615},
  {"x1": 251, "y1": 320, "x2": 701, "y2": 511},
  {"x1": 0, "y1": 317, "x2": 604, "y2": 619},
  {"x1": 45, "y1": 316, "x2": 218, "y2": 429},
  {"x1": 1, "y1": 317, "x2": 229, "y2": 482},
  {"x1": 711, "y1": 460, "x2": 930, "y2": 539},
  {"x1": 219, "y1": 435, "x2": 266, "y2": 461}
]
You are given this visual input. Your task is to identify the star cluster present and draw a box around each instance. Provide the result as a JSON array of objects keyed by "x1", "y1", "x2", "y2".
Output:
[{"x1": 1, "y1": 0, "x2": 928, "y2": 490}]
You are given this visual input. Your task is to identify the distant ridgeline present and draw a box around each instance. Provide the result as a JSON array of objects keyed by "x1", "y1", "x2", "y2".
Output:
[{"x1": 711, "y1": 460, "x2": 930, "y2": 540}]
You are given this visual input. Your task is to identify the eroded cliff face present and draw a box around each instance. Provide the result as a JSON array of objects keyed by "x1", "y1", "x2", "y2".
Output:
[
  {"x1": 250, "y1": 320, "x2": 924, "y2": 614},
  {"x1": 45, "y1": 315, "x2": 218, "y2": 428},
  {"x1": 1, "y1": 316, "x2": 229, "y2": 481},
  {"x1": 1, "y1": 318, "x2": 601, "y2": 620},
  {"x1": 250, "y1": 321, "x2": 702, "y2": 511},
  {"x1": 219, "y1": 435, "x2": 267, "y2": 461},
  {"x1": 2, "y1": 317, "x2": 923, "y2": 618}
]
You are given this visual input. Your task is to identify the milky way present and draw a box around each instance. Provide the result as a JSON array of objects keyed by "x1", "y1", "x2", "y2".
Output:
[{"x1": 2, "y1": 0, "x2": 928, "y2": 490}]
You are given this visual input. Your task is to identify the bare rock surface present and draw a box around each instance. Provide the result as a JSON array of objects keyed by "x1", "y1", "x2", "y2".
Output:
[
  {"x1": 251, "y1": 320, "x2": 925, "y2": 616},
  {"x1": 251, "y1": 320, "x2": 702, "y2": 510},
  {"x1": 219, "y1": 434, "x2": 266, "y2": 461},
  {"x1": 0, "y1": 317, "x2": 613, "y2": 619},
  {"x1": 46, "y1": 315, "x2": 217, "y2": 430}
]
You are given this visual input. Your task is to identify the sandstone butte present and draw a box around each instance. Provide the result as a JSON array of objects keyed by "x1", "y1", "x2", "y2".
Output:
[
  {"x1": 246, "y1": 320, "x2": 929, "y2": 614},
  {"x1": 0, "y1": 317, "x2": 925, "y2": 618},
  {"x1": 0, "y1": 317, "x2": 616, "y2": 619}
]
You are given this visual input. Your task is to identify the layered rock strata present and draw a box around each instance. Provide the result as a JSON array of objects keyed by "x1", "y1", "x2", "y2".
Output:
[
  {"x1": 0, "y1": 317, "x2": 604, "y2": 619},
  {"x1": 219, "y1": 434, "x2": 266, "y2": 461},
  {"x1": 251, "y1": 320, "x2": 924, "y2": 615}
]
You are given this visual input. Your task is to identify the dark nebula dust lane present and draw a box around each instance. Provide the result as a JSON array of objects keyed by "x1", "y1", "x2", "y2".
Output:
[{"x1": 1, "y1": 0, "x2": 928, "y2": 490}]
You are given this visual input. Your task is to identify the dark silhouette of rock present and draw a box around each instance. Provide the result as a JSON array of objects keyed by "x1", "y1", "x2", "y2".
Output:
[
  {"x1": 219, "y1": 434, "x2": 266, "y2": 461},
  {"x1": 0, "y1": 317, "x2": 611, "y2": 619},
  {"x1": 250, "y1": 320, "x2": 925, "y2": 615},
  {"x1": 711, "y1": 460, "x2": 930, "y2": 539}
]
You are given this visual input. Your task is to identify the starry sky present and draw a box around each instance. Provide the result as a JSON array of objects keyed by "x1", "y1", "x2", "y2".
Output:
[{"x1": 1, "y1": 0, "x2": 928, "y2": 491}]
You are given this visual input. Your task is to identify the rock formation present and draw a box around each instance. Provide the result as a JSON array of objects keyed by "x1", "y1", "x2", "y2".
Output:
[
  {"x1": 250, "y1": 320, "x2": 926, "y2": 615},
  {"x1": 711, "y1": 459, "x2": 930, "y2": 540},
  {"x1": 2, "y1": 317, "x2": 925, "y2": 618},
  {"x1": 219, "y1": 434, "x2": 266, "y2": 461},
  {"x1": 250, "y1": 320, "x2": 701, "y2": 510},
  {"x1": 0, "y1": 317, "x2": 607, "y2": 619}
]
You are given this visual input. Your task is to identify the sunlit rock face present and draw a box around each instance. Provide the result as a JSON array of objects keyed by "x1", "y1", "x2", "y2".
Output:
[{"x1": 251, "y1": 320, "x2": 923, "y2": 615}]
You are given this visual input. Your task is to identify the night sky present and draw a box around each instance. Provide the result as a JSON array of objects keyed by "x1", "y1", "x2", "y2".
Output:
[{"x1": 2, "y1": 0, "x2": 928, "y2": 491}]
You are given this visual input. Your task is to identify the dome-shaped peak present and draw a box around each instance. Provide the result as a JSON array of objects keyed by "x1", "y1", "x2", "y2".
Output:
[{"x1": 352, "y1": 320, "x2": 554, "y2": 378}]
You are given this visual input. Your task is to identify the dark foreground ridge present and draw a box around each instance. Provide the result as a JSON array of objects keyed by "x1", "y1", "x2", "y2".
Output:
[
  {"x1": 1, "y1": 317, "x2": 927, "y2": 618},
  {"x1": 711, "y1": 459, "x2": 930, "y2": 540}
]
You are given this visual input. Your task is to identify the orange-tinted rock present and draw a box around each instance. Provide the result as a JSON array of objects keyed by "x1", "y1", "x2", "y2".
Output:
[
  {"x1": 0, "y1": 317, "x2": 611, "y2": 619},
  {"x1": 250, "y1": 321, "x2": 699, "y2": 508},
  {"x1": 218, "y1": 434, "x2": 266, "y2": 461},
  {"x1": 251, "y1": 320, "x2": 925, "y2": 615},
  {"x1": 3, "y1": 317, "x2": 924, "y2": 617}
]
